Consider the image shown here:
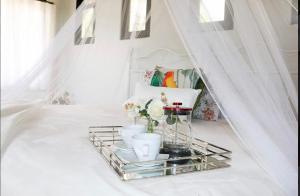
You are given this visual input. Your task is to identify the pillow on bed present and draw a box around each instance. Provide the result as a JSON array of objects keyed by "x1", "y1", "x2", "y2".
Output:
[
  {"x1": 143, "y1": 66, "x2": 200, "y2": 89},
  {"x1": 192, "y1": 88, "x2": 220, "y2": 121},
  {"x1": 143, "y1": 66, "x2": 221, "y2": 121},
  {"x1": 128, "y1": 82, "x2": 200, "y2": 108}
]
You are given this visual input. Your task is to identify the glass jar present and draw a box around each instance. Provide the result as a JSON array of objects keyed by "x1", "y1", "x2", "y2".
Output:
[{"x1": 161, "y1": 102, "x2": 192, "y2": 164}]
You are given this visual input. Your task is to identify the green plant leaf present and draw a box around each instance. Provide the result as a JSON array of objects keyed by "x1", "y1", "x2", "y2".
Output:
[
  {"x1": 139, "y1": 109, "x2": 149, "y2": 117},
  {"x1": 145, "y1": 99, "x2": 153, "y2": 109}
]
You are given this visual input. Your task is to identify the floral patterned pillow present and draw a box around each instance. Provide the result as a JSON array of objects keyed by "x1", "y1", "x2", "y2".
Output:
[
  {"x1": 144, "y1": 66, "x2": 200, "y2": 89},
  {"x1": 192, "y1": 89, "x2": 220, "y2": 121},
  {"x1": 144, "y1": 66, "x2": 221, "y2": 121}
]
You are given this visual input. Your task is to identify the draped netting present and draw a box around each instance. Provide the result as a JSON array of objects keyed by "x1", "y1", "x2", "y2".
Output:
[{"x1": 1, "y1": 0, "x2": 298, "y2": 195}]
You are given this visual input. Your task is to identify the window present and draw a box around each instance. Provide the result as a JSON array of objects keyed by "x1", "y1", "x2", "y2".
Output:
[
  {"x1": 74, "y1": 1, "x2": 96, "y2": 45},
  {"x1": 199, "y1": 0, "x2": 226, "y2": 23},
  {"x1": 121, "y1": 0, "x2": 151, "y2": 40},
  {"x1": 129, "y1": 0, "x2": 147, "y2": 32},
  {"x1": 81, "y1": 8, "x2": 95, "y2": 38},
  {"x1": 76, "y1": 0, "x2": 84, "y2": 9},
  {"x1": 199, "y1": 0, "x2": 233, "y2": 30},
  {"x1": 290, "y1": 0, "x2": 298, "y2": 25}
]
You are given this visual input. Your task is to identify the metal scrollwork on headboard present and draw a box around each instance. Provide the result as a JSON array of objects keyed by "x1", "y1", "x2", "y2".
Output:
[{"x1": 128, "y1": 48, "x2": 193, "y2": 97}]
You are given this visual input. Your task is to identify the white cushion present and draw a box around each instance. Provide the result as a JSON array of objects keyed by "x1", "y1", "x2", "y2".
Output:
[{"x1": 128, "y1": 83, "x2": 200, "y2": 108}]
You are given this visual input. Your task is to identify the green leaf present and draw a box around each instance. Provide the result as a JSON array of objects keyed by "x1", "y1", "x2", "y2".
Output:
[
  {"x1": 145, "y1": 99, "x2": 153, "y2": 109},
  {"x1": 153, "y1": 120, "x2": 159, "y2": 126}
]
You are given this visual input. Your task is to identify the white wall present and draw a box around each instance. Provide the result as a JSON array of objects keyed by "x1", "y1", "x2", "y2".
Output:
[
  {"x1": 56, "y1": 0, "x2": 297, "y2": 109},
  {"x1": 53, "y1": 0, "x2": 76, "y2": 33},
  {"x1": 64, "y1": 0, "x2": 186, "y2": 109}
]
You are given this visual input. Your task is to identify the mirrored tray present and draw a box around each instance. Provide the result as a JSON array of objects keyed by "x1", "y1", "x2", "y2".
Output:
[{"x1": 88, "y1": 126, "x2": 231, "y2": 181}]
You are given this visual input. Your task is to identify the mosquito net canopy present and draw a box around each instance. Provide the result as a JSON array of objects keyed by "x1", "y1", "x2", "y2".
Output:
[{"x1": 1, "y1": 0, "x2": 298, "y2": 195}]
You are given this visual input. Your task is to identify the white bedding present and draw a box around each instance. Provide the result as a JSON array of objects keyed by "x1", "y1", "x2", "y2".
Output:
[{"x1": 1, "y1": 105, "x2": 285, "y2": 196}]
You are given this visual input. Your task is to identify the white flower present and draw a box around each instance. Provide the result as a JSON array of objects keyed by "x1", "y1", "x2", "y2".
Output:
[
  {"x1": 128, "y1": 110, "x2": 138, "y2": 119},
  {"x1": 124, "y1": 102, "x2": 139, "y2": 119},
  {"x1": 147, "y1": 99, "x2": 164, "y2": 121}
]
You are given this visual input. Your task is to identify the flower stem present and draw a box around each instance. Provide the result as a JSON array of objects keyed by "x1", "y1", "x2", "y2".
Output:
[{"x1": 147, "y1": 118, "x2": 154, "y2": 133}]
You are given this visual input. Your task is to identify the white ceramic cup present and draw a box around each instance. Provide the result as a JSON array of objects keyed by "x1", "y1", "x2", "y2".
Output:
[
  {"x1": 119, "y1": 124, "x2": 146, "y2": 148},
  {"x1": 132, "y1": 133, "x2": 161, "y2": 161}
]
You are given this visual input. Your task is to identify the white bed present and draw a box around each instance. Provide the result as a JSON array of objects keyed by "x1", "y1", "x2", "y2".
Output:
[
  {"x1": 1, "y1": 105, "x2": 284, "y2": 196},
  {"x1": 1, "y1": 48, "x2": 286, "y2": 196}
]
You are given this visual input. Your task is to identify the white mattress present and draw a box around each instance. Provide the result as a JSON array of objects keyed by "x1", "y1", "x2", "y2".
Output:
[{"x1": 1, "y1": 105, "x2": 285, "y2": 196}]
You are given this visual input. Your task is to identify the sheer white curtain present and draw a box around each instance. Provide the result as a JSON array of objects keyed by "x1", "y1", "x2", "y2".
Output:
[
  {"x1": 165, "y1": 0, "x2": 298, "y2": 195},
  {"x1": 0, "y1": 0, "x2": 298, "y2": 195},
  {"x1": 1, "y1": 0, "x2": 56, "y2": 90}
]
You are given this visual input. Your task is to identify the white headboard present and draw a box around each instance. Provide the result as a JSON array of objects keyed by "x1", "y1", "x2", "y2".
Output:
[{"x1": 128, "y1": 48, "x2": 193, "y2": 97}]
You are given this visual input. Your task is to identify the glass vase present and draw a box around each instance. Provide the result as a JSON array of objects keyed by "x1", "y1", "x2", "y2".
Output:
[{"x1": 147, "y1": 118, "x2": 155, "y2": 133}]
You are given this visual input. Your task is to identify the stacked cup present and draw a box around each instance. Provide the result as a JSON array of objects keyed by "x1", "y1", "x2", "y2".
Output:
[{"x1": 119, "y1": 124, "x2": 161, "y2": 161}]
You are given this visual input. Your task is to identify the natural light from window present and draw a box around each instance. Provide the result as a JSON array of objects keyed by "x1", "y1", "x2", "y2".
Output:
[
  {"x1": 81, "y1": 7, "x2": 95, "y2": 38},
  {"x1": 129, "y1": 0, "x2": 147, "y2": 32},
  {"x1": 199, "y1": 0, "x2": 226, "y2": 23}
]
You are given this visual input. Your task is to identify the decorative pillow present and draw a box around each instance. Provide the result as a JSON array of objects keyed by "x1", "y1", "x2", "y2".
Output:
[
  {"x1": 144, "y1": 66, "x2": 200, "y2": 89},
  {"x1": 132, "y1": 82, "x2": 200, "y2": 108},
  {"x1": 144, "y1": 66, "x2": 222, "y2": 120},
  {"x1": 192, "y1": 88, "x2": 220, "y2": 121}
]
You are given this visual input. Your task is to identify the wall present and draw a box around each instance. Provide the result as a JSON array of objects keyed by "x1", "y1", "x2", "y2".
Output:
[
  {"x1": 53, "y1": 0, "x2": 76, "y2": 33},
  {"x1": 55, "y1": 0, "x2": 297, "y2": 109},
  {"x1": 64, "y1": 0, "x2": 187, "y2": 109}
]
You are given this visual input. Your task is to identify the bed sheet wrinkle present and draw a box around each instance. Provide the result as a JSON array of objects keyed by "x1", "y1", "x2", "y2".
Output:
[
  {"x1": 2, "y1": 138, "x2": 148, "y2": 196},
  {"x1": 1, "y1": 105, "x2": 47, "y2": 155}
]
